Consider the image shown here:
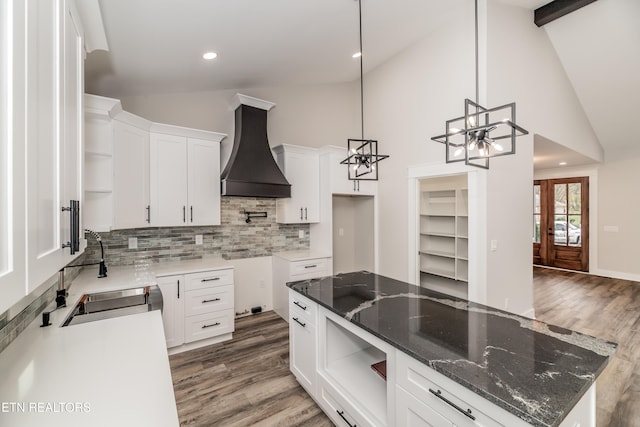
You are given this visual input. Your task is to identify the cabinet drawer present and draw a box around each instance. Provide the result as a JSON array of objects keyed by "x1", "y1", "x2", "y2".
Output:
[
  {"x1": 289, "y1": 292, "x2": 317, "y2": 321},
  {"x1": 397, "y1": 352, "x2": 509, "y2": 427},
  {"x1": 184, "y1": 285, "x2": 233, "y2": 317},
  {"x1": 184, "y1": 269, "x2": 233, "y2": 291},
  {"x1": 289, "y1": 258, "x2": 329, "y2": 278},
  {"x1": 318, "y1": 376, "x2": 376, "y2": 427},
  {"x1": 184, "y1": 309, "x2": 234, "y2": 344}
]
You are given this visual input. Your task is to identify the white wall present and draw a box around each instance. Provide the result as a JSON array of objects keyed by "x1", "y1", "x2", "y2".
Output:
[
  {"x1": 120, "y1": 82, "x2": 359, "y2": 169},
  {"x1": 332, "y1": 195, "x2": 374, "y2": 274},
  {"x1": 230, "y1": 256, "x2": 273, "y2": 315}
]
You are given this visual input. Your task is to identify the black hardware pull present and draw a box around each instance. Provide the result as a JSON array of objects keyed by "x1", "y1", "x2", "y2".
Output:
[
  {"x1": 292, "y1": 317, "x2": 306, "y2": 328},
  {"x1": 201, "y1": 277, "x2": 221, "y2": 282},
  {"x1": 429, "y1": 388, "x2": 475, "y2": 420},
  {"x1": 353, "y1": 180, "x2": 356, "y2": 192},
  {"x1": 304, "y1": 207, "x2": 307, "y2": 220},
  {"x1": 300, "y1": 207, "x2": 303, "y2": 220},
  {"x1": 190, "y1": 206, "x2": 193, "y2": 223},
  {"x1": 146, "y1": 205, "x2": 151, "y2": 223},
  {"x1": 304, "y1": 264, "x2": 317, "y2": 269},
  {"x1": 177, "y1": 280, "x2": 180, "y2": 299},
  {"x1": 293, "y1": 300, "x2": 307, "y2": 310},
  {"x1": 202, "y1": 322, "x2": 221, "y2": 329},
  {"x1": 336, "y1": 410, "x2": 356, "y2": 427},
  {"x1": 61, "y1": 200, "x2": 80, "y2": 254},
  {"x1": 202, "y1": 298, "x2": 221, "y2": 303},
  {"x1": 183, "y1": 206, "x2": 186, "y2": 223},
  {"x1": 357, "y1": 181, "x2": 360, "y2": 191}
]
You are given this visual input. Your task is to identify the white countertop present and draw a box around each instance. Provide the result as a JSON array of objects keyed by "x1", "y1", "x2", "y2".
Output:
[
  {"x1": 0, "y1": 258, "x2": 232, "y2": 427},
  {"x1": 272, "y1": 250, "x2": 331, "y2": 262}
]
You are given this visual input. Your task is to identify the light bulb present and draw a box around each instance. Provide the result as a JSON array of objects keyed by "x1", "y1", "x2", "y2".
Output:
[
  {"x1": 493, "y1": 143, "x2": 503, "y2": 152},
  {"x1": 352, "y1": 164, "x2": 359, "y2": 171},
  {"x1": 453, "y1": 147, "x2": 464, "y2": 157},
  {"x1": 469, "y1": 141, "x2": 476, "y2": 151},
  {"x1": 449, "y1": 127, "x2": 461, "y2": 135},
  {"x1": 371, "y1": 165, "x2": 376, "y2": 171},
  {"x1": 468, "y1": 115, "x2": 476, "y2": 127},
  {"x1": 351, "y1": 148, "x2": 357, "y2": 154}
]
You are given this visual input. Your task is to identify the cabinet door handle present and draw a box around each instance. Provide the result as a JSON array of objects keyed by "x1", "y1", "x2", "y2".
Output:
[
  {"x1": 292, "y1": 317, "x2": 306, "y2": 328},
  {"x1": 304, "y1": 264, "x2": 317, "y2": 269},
  {"x1": 293, "y1": 300, "x2": 307, "y2": 310},
  {"x1": 353, "y1": 180, "x2": 356, "y2": 192},
  {"x1": 190, "y1": 206, "x2": 193, "y2": 223},
  {"x1": 146, "y1": 205, "x2": 151, "y2": 223},
  {"x1": 201, "y1": 277, "x2": 221, "y2": 282},
  {"x1": 304, "y1": 207, "x2": 307, "y2": 220},
  {"x1": 357, "y1": 181, "x2": 360, "y2": 191},
  {"x1": 202, "y1": 322, "x2": 221, "y2": 329},
  {"x1": 177, "y1": 280, "x2": 180, "y2": 299},
  {"x1": 428, "y1": 388, "x2": 475, "y2": 420},
  {"x1": 202, "y1": 298, "x2": 221, "y2": 303},
  {"x1": 300, "y1": 207, "x2": 303, "y2": 220},
  {"x1": 336, "y1": 410, "x2": 356, "y2": 427},
  {"x1": 183, "y1": 206, "x2": 186, "y2": 223}
]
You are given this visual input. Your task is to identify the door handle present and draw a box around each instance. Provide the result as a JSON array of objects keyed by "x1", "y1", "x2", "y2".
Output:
[
  {"x1": 202, "y1": 322, "x2": 221, "y2": 329},
  {"x1": 202, "y1": 298, "x2": 221, "y2": 303},
  {"x1": 300, "y1": 207, "x2": 303, "y2": 220},
  {"x1": 177, "y1": 280, "x2": 180, "y2": 299},
  {"x1": 190, "y1": 206, "x2": 193, "y2": 223},
  {"x1": 292, "y1": 317, "x2": 306, "y2": 328},
  {"x1": 304, "y1": 207, "x2": 307, "y2": 220},
  {"x1": 146, "y1": 205, "x2": 151, "y2": 223},
  {"x1": 429, "y1": 388, "x2": 475, "y2": 420},
  {"x1": 183, "y1": 206, "x2": 186, "y2": 223}
]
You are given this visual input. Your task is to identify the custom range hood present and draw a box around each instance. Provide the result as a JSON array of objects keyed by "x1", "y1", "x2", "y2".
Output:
[{"x1": 221, "y1": 94, "x2": 291, "y2": 198}]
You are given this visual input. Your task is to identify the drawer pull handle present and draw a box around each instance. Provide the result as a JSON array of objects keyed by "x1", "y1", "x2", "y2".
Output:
[
  {"x1": 201, "y1": 277, "x2": 221, "y2": 282},
  {"x1": 292, "y1": 317, "x2": 306, "y2": 328},
  {"x1": 337, "y1": 410, "x2": 356, "y2": 427},
  {"x1": 202, "y1": 298, "x2": 221, "y2": 303},
  {"x1": 293, "y1": 301, "x2": 307, "y2": 310},
  {"x1": 304, "y1": 264, "x2": 317, "y2": 269},
  {"x1": 428, "y1": 388, "x2": 475, "y2": 420},
  {"x1": 202, "y1": 322, "x2": 221, "y2": 329}
]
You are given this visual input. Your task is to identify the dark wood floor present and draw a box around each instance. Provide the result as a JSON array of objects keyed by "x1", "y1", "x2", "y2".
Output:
[
  {"x1": 169, "y1": 311, "x2": 332, "y2": 426},
  {"x1": 170, "y1": 268, "x2": 639, "y2": 426},
  {"x1": 533, "y1": 266, "x2": 640, "y2": 427}
]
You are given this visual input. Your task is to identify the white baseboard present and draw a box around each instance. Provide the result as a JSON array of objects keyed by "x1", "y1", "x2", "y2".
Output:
[
  {"x1": 590, "y1": 269, "x2": 640, "y2": 282},
  {"x1": 520, "y1": 307, "x2": 536, "y2": 319}
]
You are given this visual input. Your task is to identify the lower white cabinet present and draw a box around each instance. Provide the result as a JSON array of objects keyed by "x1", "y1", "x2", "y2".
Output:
[
  {"x1": 289, "y1": 293, "x2": 317, "y2": 394},
  {"x1": 396, "y1": 385, "x2": 454, "y2": 427},
  {"x1": 158, "y1": 268, "x2": 234, "y2": 353},
  {"x1": 273, "y1": 253, "x2": 331, "y2": 321}
]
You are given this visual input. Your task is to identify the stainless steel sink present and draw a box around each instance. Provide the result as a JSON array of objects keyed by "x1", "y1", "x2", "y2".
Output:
[{"x1": 62, "y1": 285, "x2": 163, "y2": 327}]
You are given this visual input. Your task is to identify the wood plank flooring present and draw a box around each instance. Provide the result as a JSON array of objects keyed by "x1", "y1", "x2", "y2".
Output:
[
  {"x1": 533, "y1": 266, "x2": 640, "y2": 427},
  {"x1": 169, "y1": 312, "x2": 332, "y2": 426},
  {"x1": 170, "y1": 268, "x2": 639, "y2": 426}
]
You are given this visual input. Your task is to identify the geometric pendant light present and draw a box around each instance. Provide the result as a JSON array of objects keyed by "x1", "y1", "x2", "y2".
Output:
[
  {"x1": 431, "y1": 0, "x2": 528, "y2": 169},
  {"x1": 341, "y1": 0, "x2": 389, "y2": 180}
]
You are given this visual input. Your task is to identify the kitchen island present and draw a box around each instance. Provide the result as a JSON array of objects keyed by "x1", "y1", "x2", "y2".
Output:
[{"x1": 287, "y1": 271, "x2": 616, "y2": 427}]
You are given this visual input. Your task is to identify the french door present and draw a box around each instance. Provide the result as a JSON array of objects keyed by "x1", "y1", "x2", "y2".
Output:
[{"x1": 533, "y1": 177, "x2": 589, "y2": 271}]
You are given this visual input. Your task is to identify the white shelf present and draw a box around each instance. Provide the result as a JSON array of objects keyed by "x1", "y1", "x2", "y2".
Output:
[
  {"x1": 420, "y1": 268, "x2": 456, "y2": 280},
  {"x1": 420, "y1": 250, "x2": 456, "y2": 259},
  {"x1": 85, "y1": 188, "x2": 112, "y2": 193},
  {"x1": 85, "y1": 150, "x2": 112, "y2": 158},
  {"x1": 420, "y1": 231, "x2": 455, "y2": 238},
  {"x1": 326, "y1": 347, "x2": 387, "y2": 423}
]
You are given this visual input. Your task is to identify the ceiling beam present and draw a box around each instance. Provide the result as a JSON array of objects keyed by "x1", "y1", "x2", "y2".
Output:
[{"x1": 534, "y1": 0, "x2": 599, "y2": 27}]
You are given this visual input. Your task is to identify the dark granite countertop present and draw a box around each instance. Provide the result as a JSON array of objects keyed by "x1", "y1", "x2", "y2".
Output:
[{"x1": 287, "y1": 271, "x2": 617, "y2": 427}]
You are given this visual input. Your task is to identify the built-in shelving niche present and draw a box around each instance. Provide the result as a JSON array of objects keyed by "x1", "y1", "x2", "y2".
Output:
[
  {"x1": 323, "y1": 317, "x2": 387, "y2": 425},
  {"x1": 419, "y1": 175, "x2": 468, "y2": 299}
]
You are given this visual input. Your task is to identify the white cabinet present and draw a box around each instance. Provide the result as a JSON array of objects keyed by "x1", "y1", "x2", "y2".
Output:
[
  {"x1": 272, "y1": 144, "x2": 319, "y2": 223},
  {"x1": 149, "y1": 125, "x2": 224, "y2": 227},
  {"x1": 0, "y1": 0, "x2": 26, "y2": 313},
  {"x1": 113, "y1": 117, "x2": 150, "y2": 229},
  {"x1": 419, "y1": 175, "x2": 469, "y2": 299},
  {"x1": 157, "y1": 275, "x2": 185, "y2": 349},
  {"x1": 396, "y1": 385, "x2": 454, "y2": 427},
  {"x1": 272, "y1": 253, "x2": 331, "y2": 321},
  {"x1": 289, "y1": 292, "x2": 317, "y2": 394},
  {"x1": 157, "y1": 268, "x2": 234, "y2": 353},
  {"x1": 322, "y1": 145, "x2": 377, "y2": 196},
  {"x1": 25, "y1": 0, "x2": 85, "y2": 292}
]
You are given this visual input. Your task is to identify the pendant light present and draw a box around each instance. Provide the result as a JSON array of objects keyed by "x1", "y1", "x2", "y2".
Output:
[
  {"x1": 341, "y1": 0, "x2": 389, "y2": 180},
  {"x1": 431, "y1": 0, "x2": 528, "y2": 169}
]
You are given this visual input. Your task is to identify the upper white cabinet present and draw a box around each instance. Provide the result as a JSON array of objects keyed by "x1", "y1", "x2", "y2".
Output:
[
  {"x1": 272, "y1": 144, "x2": 319, "y2": 223},
  {"x1": 84, "y1": 95, "x2": 152, "y2": 231},
  {"x1": 149, "y1": 124, "x2": 225, "y2": 227},
  {"x1": 84, "y1": 97, "x2": 225, "y2": 230},
  {"x1": 26, "y1": 0, "x2": 86, "y2": 292},
  {"x1": 321, "y1": 145, "x2": 377, "y2": 196}
]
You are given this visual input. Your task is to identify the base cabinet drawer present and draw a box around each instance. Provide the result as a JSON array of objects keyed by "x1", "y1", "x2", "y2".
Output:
[
  {"x1": 319, "y1": 376, "x2": 374, "y2": 427},
  {"x1": 290, "y1": 258, "x2": 329, "y2": 278},
  {"x1": 184, "y1": 285, "x2": 233, "y2": 316},
  {"x1": 184, "y1": 269, "x2": 233, "y2": 291},
  {"x1": 184, "y1": 309, "x2": 234, "y2": 344},
  {"x1": 396, "y1": 385, "x2": 454, "y2": 427},
  {"x1": 289, "y1": 292, "x2": 317, "y2": 321}
]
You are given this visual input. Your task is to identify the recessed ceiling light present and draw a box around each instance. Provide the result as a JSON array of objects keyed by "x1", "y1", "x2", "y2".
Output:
[
  {"x1": 202, "y1": 52, "x2": 218, "y2": 60},
  {"x1": 352, "y1": 52, "x2": 362, "y2": 58},
  {"x1": 559, "y1": 161, "x2": 568, "y2": 166}
]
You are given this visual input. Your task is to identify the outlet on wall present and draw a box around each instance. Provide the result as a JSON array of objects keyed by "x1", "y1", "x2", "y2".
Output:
[
  {"x1": 128, "y1": 237, "x2": 137, "y2": 249},
  {"x1": 195, "y1": 234, "x2": 203, "y2": 245}
]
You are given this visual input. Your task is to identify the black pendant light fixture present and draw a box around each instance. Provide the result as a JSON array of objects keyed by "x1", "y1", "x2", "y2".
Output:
[
  {"x1": 431, "y1": 0, "x2": 528, "y2": 169},
  {"x1": 341, "y1": 0, "x2": 389, "y2": 181}
]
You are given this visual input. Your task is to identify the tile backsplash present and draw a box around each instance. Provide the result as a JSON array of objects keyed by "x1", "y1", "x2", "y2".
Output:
[{"x1": 83, "y1": 197, "x2": 310, "y2": 266}]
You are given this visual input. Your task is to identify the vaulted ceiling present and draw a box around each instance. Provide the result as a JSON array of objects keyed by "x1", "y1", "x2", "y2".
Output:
[{"x1": 85, "y1": 0, "x2": 640, "y2": 169}]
